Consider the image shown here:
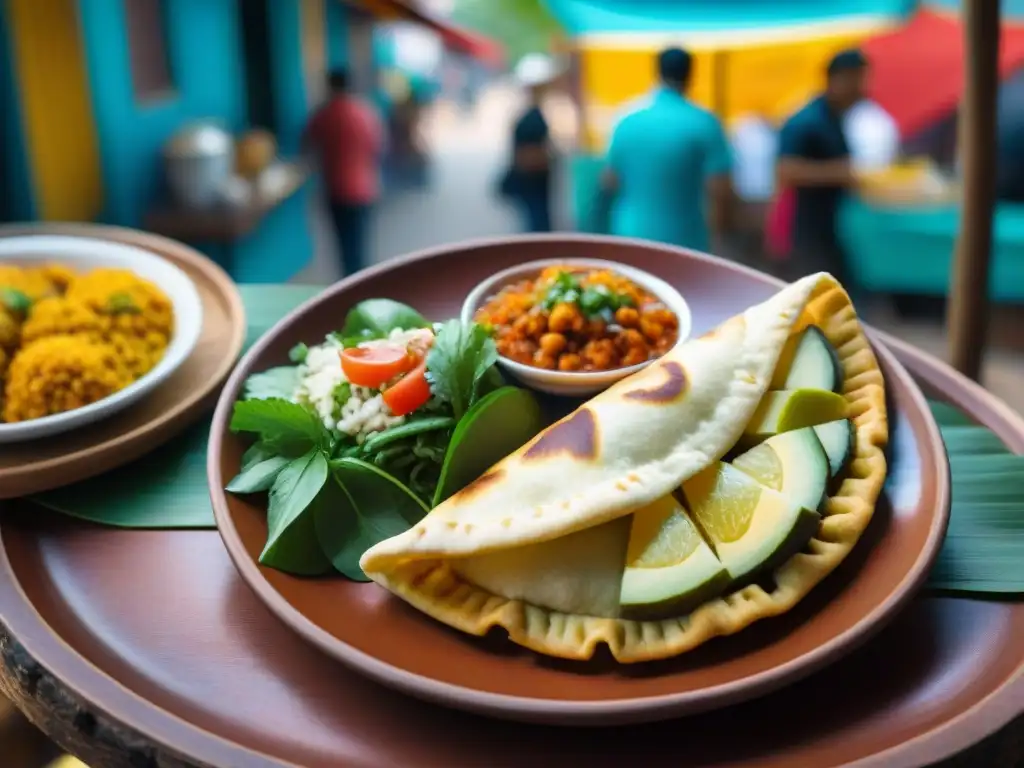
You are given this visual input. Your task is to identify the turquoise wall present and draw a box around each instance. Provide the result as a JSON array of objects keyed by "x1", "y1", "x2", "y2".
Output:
[
  {"x1": 0, "y1": 9, "x2": 35, "y2": 222},
  {"x1": 327, "y1": 1, "x2": 349, "y2": 70},
  {"x1": 78, "y1": 0, "x2": 314, "y2": 282}
]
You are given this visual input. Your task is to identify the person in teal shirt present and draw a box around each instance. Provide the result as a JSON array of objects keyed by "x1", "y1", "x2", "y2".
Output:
[{"x1": 601, "y1": 48, "x2": 734, "y2": 252}]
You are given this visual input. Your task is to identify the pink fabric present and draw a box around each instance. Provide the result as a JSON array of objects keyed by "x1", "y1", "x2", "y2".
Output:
[
  {"x1": 304, "y1": 96, "x2": 384, "y2": 204},
  {"x1": 765, "y1": 188, "x2": 795, "y2": 261}
]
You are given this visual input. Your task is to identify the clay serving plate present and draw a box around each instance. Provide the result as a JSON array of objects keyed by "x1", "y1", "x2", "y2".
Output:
[
  {"x1": 0, "y1": 223, "x2": 245, "y2": 498},
  {"x1": 0, "y1": 234, "x2": 204, "y2": 443},
  {"x1": 209, "y1": 235, "x2": 950, "y2": 726}
]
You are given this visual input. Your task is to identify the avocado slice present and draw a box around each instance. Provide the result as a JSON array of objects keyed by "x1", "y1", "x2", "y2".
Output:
[
  {"x1": 813, "y1": 418, "x2": 856, "y2": 479},
  {"x1": 743, "y1": 389, "x2": 848, "y2": 443},
  {"x1": 681, "y1": 462, "x2": 821, "y2": 582},
  {"x1": 619, "y1": 495, "x2": 730, "y2": 620},
  {"x1": 771, "y1": 326, "x2": 843, "y2": 393},
  {"x1": 731, "y1": 427, "x2": 829, "y2": 511}
]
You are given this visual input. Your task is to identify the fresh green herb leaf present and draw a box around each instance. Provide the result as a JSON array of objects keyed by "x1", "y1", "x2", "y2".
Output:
[
  {"x1": 315, "y1": 458, "x2": 429, "y2": 581},
  {"x1": 579, "y1": 287, "x2": 606, "y2": 316},
  {"x1": 226, "y1": 455, "x2": 291, "y2": 494},
  {"x1": 340, "y1": 299, "x2": 429, "y2": 339},
  {"x1": 262, "y1": 450, "x2": 330, "y2": 570},
  {"x1": 259, "y1": 500, "x2": 332, "y2": 575},
  {"x1": 230, "y1": 398, "x2": 330, "y2": 455},
  {"x1": 288, "y1": 342, "x2": 309, "y2": 363},
  {"x1": 240, "y1": 441, "x2": 275, "y2": 472},
  {"x1": 242, "y1": 366, "x2": 301, "y2": 401},
  {"x1": 0, "y1": 287, "x2": 31, "y2": 316},
  {"x1": 426, "y1": 320, "x2": 499, "y2": 420}
]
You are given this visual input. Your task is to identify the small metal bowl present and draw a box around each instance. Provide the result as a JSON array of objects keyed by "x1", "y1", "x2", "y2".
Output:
[{"x1": 461, "y1": 257, "x2": 692, "y2": 397}]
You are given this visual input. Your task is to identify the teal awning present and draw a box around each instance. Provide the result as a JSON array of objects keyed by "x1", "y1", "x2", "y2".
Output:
[{"x1": 541, "y1": 0, "x2": 915, "y2": 36}]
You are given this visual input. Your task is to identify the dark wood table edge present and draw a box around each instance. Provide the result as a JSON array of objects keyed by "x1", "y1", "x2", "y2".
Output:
[{"x1": 0, "y1": 327, "x2": 1022, "y2": 767}]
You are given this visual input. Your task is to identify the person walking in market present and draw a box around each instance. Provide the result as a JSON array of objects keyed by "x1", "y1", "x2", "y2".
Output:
[
  {"x1": 501, "y1": 54, "x2": 560, "y2": 233},
  {"x1": 599, "y1": 47, "x2": 735, "y2": 252},
  {"x1": 775, "y1": 49, "x2": 869, "y2": 286},
  {"x1": 303, "y1": 68, "x2": 385, "y2": 277}
]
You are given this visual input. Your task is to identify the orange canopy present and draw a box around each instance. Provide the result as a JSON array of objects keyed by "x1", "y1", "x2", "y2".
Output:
[{"x1": 862, "y1": 9, "x2": 1024, "y2": 137}]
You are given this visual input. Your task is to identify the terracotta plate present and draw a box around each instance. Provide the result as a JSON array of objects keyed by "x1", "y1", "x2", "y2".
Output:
[
  {"x1": 0, "y1": 223, "x2": 245, "y2": 498},
  {"x1": 209, "y1": 236, "x2": 950, "y2": 725}
]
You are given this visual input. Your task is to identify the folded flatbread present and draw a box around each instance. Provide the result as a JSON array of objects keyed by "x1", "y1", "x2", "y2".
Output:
[{"x1": 361, "y1": 272, "x2": 888, "y2": 662}]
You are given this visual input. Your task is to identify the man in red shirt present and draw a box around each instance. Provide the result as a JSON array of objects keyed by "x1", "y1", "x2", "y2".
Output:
[{"x1": 304, "y1": 69, "x2": 384, "y2": 277}]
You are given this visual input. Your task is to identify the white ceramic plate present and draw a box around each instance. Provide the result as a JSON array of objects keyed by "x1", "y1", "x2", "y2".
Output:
[
  {"x1": 0, "y1": 235, "x2": 204, "y2": 443},
  {"x1": 461, "y1": 257, "x2": 693, "y2": 397}
]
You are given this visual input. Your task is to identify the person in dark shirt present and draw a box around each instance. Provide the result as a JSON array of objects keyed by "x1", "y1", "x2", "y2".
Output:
[
  {"x1": 776, "y1": 49, "x2": 868, "y2": 285},
  {"x1": 507, "y1": 54, "x2": 557, "y2": 232}
]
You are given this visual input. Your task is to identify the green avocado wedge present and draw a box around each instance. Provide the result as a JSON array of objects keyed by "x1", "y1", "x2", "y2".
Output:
[
  {"x1": 619, "y1": 495, "x2": 731, "y2": 621},
  {"x1": 432, "y1": 386, "x2": 546, "y2": 506},
  {"x1": 743, "y1": 389, "x2": 848, "y2": 444},
  {"x1": 731, "y1": 427, "x2": 830, "y2": 512},
  {"x1": 813, "y1": 418, "x2": 856, "y2": 479},
  {"x1": 771, "y1": 326, "x2": 843, "y2": 392},
  {"x1": 681, "y1": 462, "x2": 821, "y2": 583},
  {"x1": 314, "y1": 458, "x2": 429, "y2": 582}
]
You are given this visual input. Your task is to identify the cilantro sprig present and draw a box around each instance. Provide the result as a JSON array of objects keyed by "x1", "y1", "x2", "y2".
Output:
[{"x1": 539, "y1": 270, "x2": 634, "y2": 318}]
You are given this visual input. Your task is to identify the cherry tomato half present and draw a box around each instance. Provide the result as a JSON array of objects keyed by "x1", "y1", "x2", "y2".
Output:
[
  {"x1": 382, "y1": 361, "x2": 431, "y2": 416},
  {"x1": 340, "y1": 344, "x2": 415, "y2": 388}
]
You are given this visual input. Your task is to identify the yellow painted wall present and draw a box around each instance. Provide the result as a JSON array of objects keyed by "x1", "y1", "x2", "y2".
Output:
[
  {"x1": 579, "y1": 29, "x2": 884, "y2": 152},
  {"x1": 7, "y1": 0, "x2": 103, "y2": 220}
]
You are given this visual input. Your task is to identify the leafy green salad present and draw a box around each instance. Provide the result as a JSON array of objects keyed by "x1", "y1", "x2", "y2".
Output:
[{"x1": 225, "y1": 299, "x2": 546, "y2": 581}]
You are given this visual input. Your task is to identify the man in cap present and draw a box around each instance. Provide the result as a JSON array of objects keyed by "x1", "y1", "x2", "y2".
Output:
[
  {"x1": 600, "y1": 47, "x2": 735, "y2": 252},
  {"x1": 776, "y1": 49, "x2": 869, "y2": 284}
]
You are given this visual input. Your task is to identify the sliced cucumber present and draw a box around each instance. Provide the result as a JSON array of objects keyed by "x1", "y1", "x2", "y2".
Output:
[
  {"x1": 813, "y1": 419, "x2": 856, "y2": 479},
  {"x1": 731, "y1": 427, "x2": 829, "y2": 511},
  {"x1": 772, "y1": 326, "x2": 843, "y2": 393}
]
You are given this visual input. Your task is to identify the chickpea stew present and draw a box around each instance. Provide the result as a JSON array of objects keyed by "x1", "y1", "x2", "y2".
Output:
[{"x1": 473, "y1": 266, "x2": 680, "y2": 373}]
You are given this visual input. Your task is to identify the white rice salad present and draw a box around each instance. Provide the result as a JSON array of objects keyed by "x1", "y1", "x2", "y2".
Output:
[{"x1": 292, "y1": 327, "x2": 433, "y2": 443}]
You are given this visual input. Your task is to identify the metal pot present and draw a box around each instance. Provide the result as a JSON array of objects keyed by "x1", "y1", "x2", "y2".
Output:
[{"x1": 163, "y1": 122, "x2": 235, "y2": 209}]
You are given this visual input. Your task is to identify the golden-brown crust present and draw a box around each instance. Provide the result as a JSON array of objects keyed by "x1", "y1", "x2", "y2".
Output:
[{"x1": 372, "y1": 282, "x2": 888, "y2": 662}]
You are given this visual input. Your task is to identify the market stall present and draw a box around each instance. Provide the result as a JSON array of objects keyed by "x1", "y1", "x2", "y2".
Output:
[
  {"x1": 837, "y1": 5, "x2": 1024, "y2": 301},
  {"x1": 537, "y1": 0, "x2": 911, "y2": 227}
]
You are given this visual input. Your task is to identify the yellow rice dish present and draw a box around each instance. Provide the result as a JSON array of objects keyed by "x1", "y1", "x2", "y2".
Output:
[{"x1": 0, "y1": 265, "x2": 174, "y2": 423}]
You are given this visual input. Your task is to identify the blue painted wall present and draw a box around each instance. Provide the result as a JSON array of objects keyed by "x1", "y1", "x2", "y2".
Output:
[
  {"x1": 327, "y1": 0, "x2": 349, "y2": 70},
  {"x1": 0, "y1": 10, "x2": 36, "y2": 222},
  {"x1": 79, "y1": 0, "x2": 247, "y2": 225},
  {"x1": 78, "y1": 0, "x2": 314, "y2": 282}
]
